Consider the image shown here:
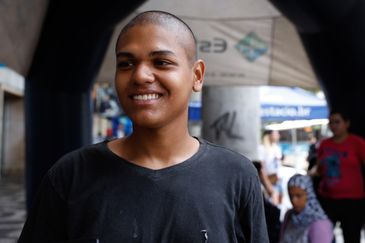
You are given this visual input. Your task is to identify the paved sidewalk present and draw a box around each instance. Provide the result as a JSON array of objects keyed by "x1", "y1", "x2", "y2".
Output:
[
  {"x1": 0, "y1": 177, "x2": 26, "y2": 243},
  {"x1": 334, "y1": 224, "x2": 365, "y2": 243}
]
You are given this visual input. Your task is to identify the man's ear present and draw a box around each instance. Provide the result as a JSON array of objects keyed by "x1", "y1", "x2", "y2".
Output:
[{"x1": 192, "y1": 59, "x2": 205, "y2": 92}]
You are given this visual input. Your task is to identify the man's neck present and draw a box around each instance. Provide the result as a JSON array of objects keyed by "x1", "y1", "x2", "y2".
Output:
[{"x1": 108, "y1": 127, "x2": 199, "y2": 170}]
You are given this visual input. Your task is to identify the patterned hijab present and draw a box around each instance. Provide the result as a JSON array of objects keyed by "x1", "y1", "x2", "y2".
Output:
[{"x1": 287, "y1": 174, "x2": 328, "y2": 227}]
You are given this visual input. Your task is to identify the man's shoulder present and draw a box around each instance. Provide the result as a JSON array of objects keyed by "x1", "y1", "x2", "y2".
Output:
[
  {"x1": 48, "y1": 142, "x2": 108, "y2": 184},
  {"x1": 46, "y1": 141, "x2": 114, "y2": 201},
  {"x1": 203, "y1": 139, "x2": 250, "y2": 159},
  {"x1": 200, "y1": 139, "x2": 256, "y2": 172},
  {"x1": 51, "y1": 141, "x2": 106, "y2": 171}
]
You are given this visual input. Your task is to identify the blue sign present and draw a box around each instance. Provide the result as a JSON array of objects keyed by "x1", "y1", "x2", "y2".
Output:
[{"x1": 260, "y1": 105, "x2": 328, "y2": 121}]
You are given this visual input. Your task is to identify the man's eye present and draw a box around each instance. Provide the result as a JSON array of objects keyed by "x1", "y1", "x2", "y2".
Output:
[
  {"x1": 154, "y1": 60, "x2": 170, "y2": 66},
  {"x1": 117, "y1": 61, "x2": 133, "y2": 69}
]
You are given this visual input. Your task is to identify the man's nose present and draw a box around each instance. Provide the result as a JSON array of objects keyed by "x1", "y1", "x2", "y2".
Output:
[{"x1": 132, "y1": 63, "x2": 154, "y2": 84}]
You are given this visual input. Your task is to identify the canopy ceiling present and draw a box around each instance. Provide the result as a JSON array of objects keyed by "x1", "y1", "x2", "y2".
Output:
[
  {"x1": 0, "y1": 0, "x2": 48, "y2": 76},
  {"x1": 97, "y1": 0, "x2": 319, "y2": 89},
  {"x1": 0, "y1": 0, "x2": 319, "y2": 89}
]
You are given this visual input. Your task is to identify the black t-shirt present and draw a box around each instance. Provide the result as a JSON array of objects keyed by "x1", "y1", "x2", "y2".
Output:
[{"x1": 19, "y1": 139, "x2": 269, "y2": 243}]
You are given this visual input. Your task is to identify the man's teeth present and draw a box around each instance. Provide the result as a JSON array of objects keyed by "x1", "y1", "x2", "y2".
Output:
[{"x1": 133, "y1": 94, "x2": 159, "y2": 100}]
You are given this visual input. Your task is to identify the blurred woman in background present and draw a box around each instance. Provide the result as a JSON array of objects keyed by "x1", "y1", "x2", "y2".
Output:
[
  {"x1": 258, "y1": 130, "x2": 283, "y2": 205},
  {"x1": 316, "y1": 110, "x2": 365, "y2": 243},
  {"x1": 280, "y1": 174, "x2": 333, "y2": 243}
]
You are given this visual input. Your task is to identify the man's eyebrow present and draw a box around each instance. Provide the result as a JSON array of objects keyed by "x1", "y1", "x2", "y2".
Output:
[
  {"x1": 149, "y1": 50, "x2": 176, "y2": 57},
  {"x1": 116, "y1": 52, "x2": 134, "y2": 58},
  {"x1": 116, "y1": 50, "x2": 177, "y2": 59}
]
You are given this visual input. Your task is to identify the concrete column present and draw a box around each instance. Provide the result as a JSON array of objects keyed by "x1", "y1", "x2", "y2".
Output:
[
  {"x1": 2, "y1": 95, "x2": 25, "y2": 176},
  {"x1": 202, "y1": 85, "x2": 261, "y2": 160},
  {"x1": 0, "y1": 86, "x2": 3, "y2": 177},
  {"x1": 188, "y1": 91, "x2": 202, "y2": 137}
]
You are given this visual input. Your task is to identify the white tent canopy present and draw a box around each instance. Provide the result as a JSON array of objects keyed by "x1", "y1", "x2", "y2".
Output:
[{"x1": 97, "y1": 0, "x2": 319, "y2": 89}]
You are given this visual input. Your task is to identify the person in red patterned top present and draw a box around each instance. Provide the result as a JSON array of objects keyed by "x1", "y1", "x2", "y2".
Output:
[{"x1": 316, "y1": 110, "x2": 365, "y2": 243}]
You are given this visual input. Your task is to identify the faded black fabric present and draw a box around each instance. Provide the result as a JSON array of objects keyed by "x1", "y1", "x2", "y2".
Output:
[
  {"x1": 263, "y1": 198, "x2": 281, "y2": 243},
  {"x1": 18, "y1": 139, "x2": 269, "y2": 243}
]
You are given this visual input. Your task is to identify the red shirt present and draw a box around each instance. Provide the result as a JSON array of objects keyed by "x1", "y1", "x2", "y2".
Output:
[{"x1": 317, "y1": 134, "x2": 365, "y2": 199}]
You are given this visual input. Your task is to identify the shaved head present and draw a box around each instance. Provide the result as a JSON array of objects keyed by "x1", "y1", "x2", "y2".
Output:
[{"x1": 116, "y1": 10, "x2": 197, "y2": 64}]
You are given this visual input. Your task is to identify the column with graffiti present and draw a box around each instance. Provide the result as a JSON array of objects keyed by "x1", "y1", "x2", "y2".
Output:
[{"x1": 202, "y1": 86, "x2": 260, "y2": 161}]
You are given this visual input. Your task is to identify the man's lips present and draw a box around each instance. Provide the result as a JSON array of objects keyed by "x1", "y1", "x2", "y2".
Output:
[{"x1": 130, "y1": 93, "x2": 161, "y2": 101}]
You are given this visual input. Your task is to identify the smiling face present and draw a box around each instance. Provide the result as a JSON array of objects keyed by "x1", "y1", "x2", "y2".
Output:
[
  {"x1": 288, "y1": 186, "x2": 307, "y2": 213},
  {"x1": 115, "y1": 23, "x2": 204, "y2": 129}
]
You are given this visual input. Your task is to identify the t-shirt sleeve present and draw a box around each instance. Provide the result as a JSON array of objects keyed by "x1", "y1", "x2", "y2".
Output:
[
  {"x1": 239, "y1": 174, "x2": 270, "y2": 243},
  {"x1": 18, "y1": 172, "x2": 67, "y2": 242},
  {"x1": 308, "y1": 219, "x2": 334, "y2": 243},
  {"x1": 355, "y1": 135, "x2": 365, "y2": 162}
]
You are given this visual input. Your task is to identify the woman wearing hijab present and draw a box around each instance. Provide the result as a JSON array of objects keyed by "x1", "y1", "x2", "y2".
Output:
[{"x1": 279, "y1": 174, "x2": 333, "y2": 243}]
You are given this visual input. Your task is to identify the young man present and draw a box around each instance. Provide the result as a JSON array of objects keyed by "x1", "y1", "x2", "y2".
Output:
[{"x1": 18, "y1": 11, "x2": 269, "y2": 242}]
